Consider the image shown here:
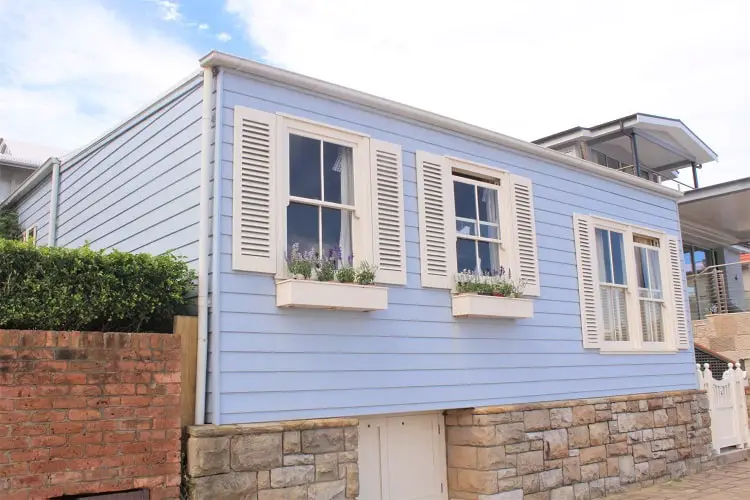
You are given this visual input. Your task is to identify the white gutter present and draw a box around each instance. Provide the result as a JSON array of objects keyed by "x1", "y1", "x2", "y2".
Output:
[
  {"x1": 195, "y1": 67, "x2": 214, "y2": 425},
  {"x1": 200, "y1": 51, "x2": 683, "y2": 201},
  {"x1": 47, "y1": 158, "x2": 61, "y2": 246},
  {"x1": 210, "y1": 68, "x2": 225, "y2": 425}
]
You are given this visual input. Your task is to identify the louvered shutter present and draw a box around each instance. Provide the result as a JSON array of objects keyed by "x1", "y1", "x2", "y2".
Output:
[
  {"x1": 232, "y1": 106, "x2": 277, "y2": 273},
  {"x1": 416, "y1": 151, "x2": 455, "y2": 289},
  {"x1": 667, "y1": 236, "x2": 690, "y2": 349},
  {"x1": 370, "y1": 140, "x2": 406, "y2": 285},
  {"x1": 510, "y1": 175, "x2": 540, "y2": 296},
  {"x1": 573, "y1": 214, "x2": 601, "y2": 348}
]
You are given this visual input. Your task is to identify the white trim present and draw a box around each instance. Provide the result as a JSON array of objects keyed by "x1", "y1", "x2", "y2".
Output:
[
  {"x1": 276, "y1": 279, "x2": 388, "y2": 311},
  {"x1": 21, "y1": 225, "x2": 37, "y2": 245},
  {"x1": 452, "y1": 294, "x2": 534, "y2": 319},
  {"x1": 277, "y1": 112, "x2": 370, "y2": 138},
  {"x1": 201, "y1": 52, "x2": 683, "y2": 200}
]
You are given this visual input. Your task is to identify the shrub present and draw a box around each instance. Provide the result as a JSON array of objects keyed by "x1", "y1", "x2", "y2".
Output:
[
  {"x1": 0, "y1": 240, "x2": 196, "y2": 332},
  {"x1": 0, "y1": 208, "x2": 21, "y2": 240},
  {"x1": 455, "y1": 267, "x2": 526, "y2": 298}
]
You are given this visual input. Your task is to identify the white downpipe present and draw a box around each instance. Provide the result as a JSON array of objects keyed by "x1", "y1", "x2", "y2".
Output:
[
  {"x1": 195, "y1": 67, "x2": 214, "y2": 425},
  {"x1": 47, "y1": 159, "x2": 61, "y2": 246},
  {"x1": 210, "y1": 68, "x2": 225, "y2": 425}
]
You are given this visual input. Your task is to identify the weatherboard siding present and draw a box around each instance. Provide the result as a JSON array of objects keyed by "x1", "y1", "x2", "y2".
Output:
[
  {"x1": 54, "y1": 80, "x2": 203, "y2": 266},
  {"x1": 214, "y1": 71, "x2": 695, "y2": 425},
  {"x1": 15, "y1": 177, "x2": 51, "y2": 245}
]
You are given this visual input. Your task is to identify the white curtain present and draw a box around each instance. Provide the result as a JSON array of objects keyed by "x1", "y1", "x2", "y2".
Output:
[
  {"x1": 482, "y1": 188, "x2": 501, "y2": 273},
  {"x1": 334, "y1": 148, "x2": 353, "y2": 266}
]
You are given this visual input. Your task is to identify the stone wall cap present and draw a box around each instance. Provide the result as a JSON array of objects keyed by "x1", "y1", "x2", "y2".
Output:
[
  {"x1": 450, "y1": 390, "x2": 705, "y2": 415},
  {"x1": 188, "y1": 417, "x2": 359, "y2": 437}
]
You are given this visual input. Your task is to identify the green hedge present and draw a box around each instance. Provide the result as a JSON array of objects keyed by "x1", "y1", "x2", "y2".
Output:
[
  {"x1": 0, "y1": 208, "x2": 21, "y2": 240},
  {"x1": 0, "y1": 240, "x2": 197, "y2": 332}
]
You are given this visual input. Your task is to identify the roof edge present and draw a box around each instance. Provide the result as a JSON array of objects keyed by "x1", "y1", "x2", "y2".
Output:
[
  {"x1": 201, "y1": 51, "x2": 683, "y2": 201},
  {"x1": 1, "y1": 158, "x2": 56, "y2": 208}
]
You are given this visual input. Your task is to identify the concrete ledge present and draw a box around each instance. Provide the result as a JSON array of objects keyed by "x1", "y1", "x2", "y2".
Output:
[{"x1": 188, "y1": 417, "x2": 360, "y2": 437}]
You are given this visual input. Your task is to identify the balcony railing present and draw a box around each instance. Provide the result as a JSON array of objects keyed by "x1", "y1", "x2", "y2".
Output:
[{"x1": 686, "y1": 263, "x2": 750, "y2": 320}]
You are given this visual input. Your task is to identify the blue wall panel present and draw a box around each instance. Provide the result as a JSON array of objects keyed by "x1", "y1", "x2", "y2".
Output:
[{"x1": 225, "y1": 72, "x2": 695, "y2": 423}]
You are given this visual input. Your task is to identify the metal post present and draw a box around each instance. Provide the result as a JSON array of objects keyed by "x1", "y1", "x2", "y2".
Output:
[
  {"x1": 630, "y1": 133, "x2": 641, "y2": 178},
  {"x1": 692, "y1": 162, "x2": 699, "y2": 189}
]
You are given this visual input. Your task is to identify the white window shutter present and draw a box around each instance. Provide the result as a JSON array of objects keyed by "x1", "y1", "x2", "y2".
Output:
[
  {"x1": 370, "y1": 139, "x2": 406, "y2": 285},
  {"x1": 232, "y1": 106, "x2": 277, "y2": 273},
  {"x1": 667, "y1": 236, "x2": 690, "y2": 349},
  {"x1": 510, "y1": 175, "x2": 540, "y2": 296},
  {"x1": 416, "y1": 151, "x2": 455, "y2": 289},
  {"x1": 573, "y1": 214, "x2": 601, "y2": 348}
]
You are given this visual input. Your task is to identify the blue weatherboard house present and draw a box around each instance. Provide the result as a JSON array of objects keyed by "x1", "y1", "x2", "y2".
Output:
[{"x1": 4, "y1": 51, "x2": 720, "y2": 500}]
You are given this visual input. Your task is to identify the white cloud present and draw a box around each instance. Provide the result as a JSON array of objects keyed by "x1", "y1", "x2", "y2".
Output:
[
  {"x1": 0, "y1": 0, "x2": 199, "y2": 151},
  {"x1": 225, "y1": 0, "x2": 750, "y2": 187},
  {"x1": 198, "y1": 23, "x2": 210, "y2": 30},
  {"x1": 217, "y1": 32, "x2": 232, "y2": 42},
  {"x1": 152, "y1": 0, "x2": 182, "y2": 22}
]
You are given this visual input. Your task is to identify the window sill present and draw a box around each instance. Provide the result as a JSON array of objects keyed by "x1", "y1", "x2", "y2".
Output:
[
  {"x1": 598, "y1": 347, "x2": 678, "y2": 355},
  {"x1": 276, "y1": 279, "x2": 388, "y2": 311},
  {"x1": 452, "y1": 294, "x2": 534, "y2": 319}
]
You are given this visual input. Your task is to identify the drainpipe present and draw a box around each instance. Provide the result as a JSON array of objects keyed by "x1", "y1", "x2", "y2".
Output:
[
  {"x1": 692, "y1": 162, "x2": 700, "y2": 189},
  {"x1": 195, "y1": 66, "x2": 214, "y2": 425},
  {"x1": 210, "y1": 68, "x2": 225, "y2": 425},
  {"x1": 47, "y1": 158, "x2": 61, "y2": 247}
]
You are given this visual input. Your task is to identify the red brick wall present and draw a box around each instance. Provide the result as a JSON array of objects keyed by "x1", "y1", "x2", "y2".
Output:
[{"x1": 0, "y1": 330, "x2": 182, "y2": 500}]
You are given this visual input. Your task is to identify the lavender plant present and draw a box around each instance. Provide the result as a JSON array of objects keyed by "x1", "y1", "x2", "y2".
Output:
[
  {"x1": 355, "y1": 261, "x2": 378, "y2": 285},
  {"x1": 286, "y1": 242, "x2": 316, "y2": 279},
  {"x1": 455, "y1": 267, "x2": 526, "y2": 298}
]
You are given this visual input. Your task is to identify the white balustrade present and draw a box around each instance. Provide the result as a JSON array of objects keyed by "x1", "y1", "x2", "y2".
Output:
[{"x1": 696, "y1": 362, "x2": 750, "y2": 452}]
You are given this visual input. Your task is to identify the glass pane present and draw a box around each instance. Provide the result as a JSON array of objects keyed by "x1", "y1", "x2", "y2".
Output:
[
  {"x1": 594, "y1": 150, "x2": 607, "y2": 167},
  {"x1": 322, "y1": 207, "x2": 352, "y2": 265},
  {"x1": 596, "y1": 229, "x2": 613, "y2": 283},
  {"x1": 647, "y1": 248, "x2": 662, "y2": 293},
  {"x1": 477, "y1": 186, "x2": 499, "y2": 224},
  {"x1": 683, "y1": 247, "x2": 693, "y2": 274},
  {"x1": 477, "y1": 241, "x2": 500, "y2": 275},
  {"x1": 456, "y1": 219, "x2": 476, "y2": 236},
  {"x1": 641, "y1": 300, "x2": 664, "y2": 342},
  {"x1": 694, "y1": 250, "x2": 709, "y2": 272},
  {"x1": 635, "y1": 246, "x2": 649, "y2": 289},
  {"x1": 453, "y1": 181, "x2": 476, "y2": 220},
  {"x1": 289, "y1": 134, "x2": 321, "y2": 200},
  {"x1": 480, "y1": 223, "x2": 499, "y2": 239},
  {"x1": 606, "y1": 156, "x2": 620, "y2": 170},
  {"x1": 456, "y1": 238, "x2": 477, "y2": 273},
  {"x1": 601, "y1": 286, "x2": 629, "y2": 342},
  {"x1": 323, "y1": 142, "x2": 354, "y2": 205},
  {"x1": 610, "y1": 231, "x2": 626, "y2": 285},
  {"x1": 287, "y1": 202, "x2": 319, "y2": 258}
]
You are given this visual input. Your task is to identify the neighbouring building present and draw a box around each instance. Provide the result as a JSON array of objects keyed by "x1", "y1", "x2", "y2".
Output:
[{"x1": 2, "y1": 52, "x2": 720, "y2": 499}]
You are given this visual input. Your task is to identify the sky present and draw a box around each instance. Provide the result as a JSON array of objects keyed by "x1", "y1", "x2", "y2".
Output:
[{"x1": 0, "y1": 0, "x2": 748, "y2": 187}]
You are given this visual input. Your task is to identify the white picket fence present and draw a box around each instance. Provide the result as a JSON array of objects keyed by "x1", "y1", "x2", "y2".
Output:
[{"x1": 696, "y1": 363, "x2": 750, "y2": 452}]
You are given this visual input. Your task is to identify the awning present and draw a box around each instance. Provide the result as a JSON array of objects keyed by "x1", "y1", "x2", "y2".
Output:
[{"x1": 679, "y1": 177, "x2": 750, "y2": 247}]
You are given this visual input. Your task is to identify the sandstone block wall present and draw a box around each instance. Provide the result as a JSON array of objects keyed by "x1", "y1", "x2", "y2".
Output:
[
  {"x1": 186, "y1": 418, "x2": 359, "y2": 500},
  {"x1": 445, "y1": 390, "x2": 714, "y2": 500},
  {"x1": 0, "y1": 330, "x2": 182, "y2": 500},
  {"x1": 693, "y1": 311, "x2": 750, "y2": 362}
]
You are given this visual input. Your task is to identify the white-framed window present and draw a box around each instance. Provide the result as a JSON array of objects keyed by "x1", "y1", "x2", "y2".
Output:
[
  {"x1": 21, "y1": 226, "x2": 37, "y2": 245},
  {"x1": 573, "y1": 214, "x2": 689, "y2": 353},
  {"x1": 230, "y1": 106, "x2": 407, "y2": 285},
  {"x1": 415, "y1": 152, "x2": 540, "y2": 295}
]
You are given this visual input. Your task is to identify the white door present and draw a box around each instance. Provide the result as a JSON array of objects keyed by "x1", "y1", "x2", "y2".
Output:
[{"x1": 359, "y1": 413, "x2": 447, "y2": 500}]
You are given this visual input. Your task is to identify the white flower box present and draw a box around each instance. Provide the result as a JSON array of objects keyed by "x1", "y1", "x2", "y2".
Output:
[
  {"x1": 276, "y1": 279, "x2": 388, "y2": 311},
  {"x1": 452, "y1": 294, "x2": 534, "y2": 319}
]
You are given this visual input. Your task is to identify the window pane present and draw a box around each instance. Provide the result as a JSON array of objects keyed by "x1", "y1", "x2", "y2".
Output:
[
  {"x1": 480, "y1": 223, "x2": 499, "y2": 239},
  {"x1": 456, "y1": 219, "x2": 477, "y2": 236},
  {"x1": 322, "y1": 207, "x2": 352, "y2": 265},
  {"x1": 477, "y1": 241, "x2": 500, "y2": 275},
  {"x1": 456, "y1": 238, "x2": 477, "y2": 273},
  {"x1": 453, "y1": 181, "x2": 476, "y2": 220},
  {"x1": 596, "y1": 229, "x2": 613, "y2": 283},
  {"x1": 287, "y1": 202, "x2": 319, "y2": 257},
  {"x1": 641, "y1": 300, "x2": 664, "y2": 342},
  {"x1": 289, "y1": 134, "x2": 321, "y2": 200},
  {"x1": 610, "y1": 231, "x2": 626, "y2": 285},
  {"x1": 635, "y1": 246, "x2": 649, "y2": 289},
  {"x1": 601, "y1": 286, "x2": 629, "y2": 342},
  {"x1": 647, "y1": 248, "x2": 662, "y2": 294},
  {"x1": 323, "y1": 142, "x2": 354, "y2": 205},
  {"x1": 477, "y1": 187, "x2": 499, "y2": 224}
]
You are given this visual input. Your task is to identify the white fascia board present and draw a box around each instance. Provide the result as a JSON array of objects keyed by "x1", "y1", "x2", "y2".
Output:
[
  {"x1": 200, "y1": 51, "x2": 683, "y2": 201},
  {"x1": 636, "y1": 114, "x2": 718, "y2": 163}
]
